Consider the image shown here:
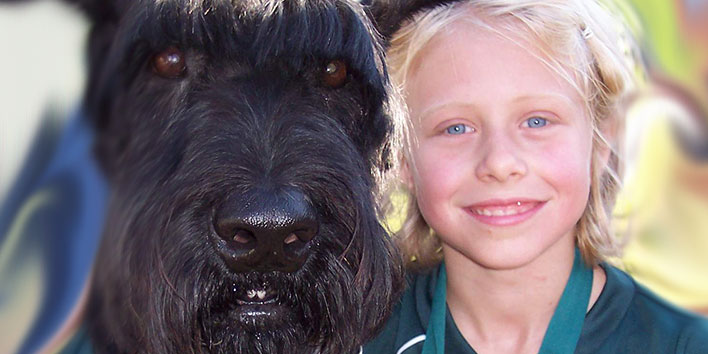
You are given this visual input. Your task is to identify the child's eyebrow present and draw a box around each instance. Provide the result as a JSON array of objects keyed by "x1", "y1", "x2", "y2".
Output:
[
  {"x1": 511, "y1": 93, "x2": 579, "y2": 108},
  {"x1": 417, "y1": 102, "x2": 479, "y2": 121}
]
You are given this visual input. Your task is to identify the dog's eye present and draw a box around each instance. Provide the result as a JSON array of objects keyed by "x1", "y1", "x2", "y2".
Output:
[
  {"x1": 322, "y1": 60, "x2": 347, "y2": 88},
  {"x1": 152, "y1": 46, "x2": 187, "y2": 79}
]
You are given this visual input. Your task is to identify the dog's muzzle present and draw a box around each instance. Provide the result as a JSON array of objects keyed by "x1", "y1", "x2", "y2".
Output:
[{"x1": 211, "y1": 187, "x2": 318, "y2": 273}]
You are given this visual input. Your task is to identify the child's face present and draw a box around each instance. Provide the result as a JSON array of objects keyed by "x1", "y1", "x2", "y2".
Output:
[{"x1": 403, "y1": 20, "x2": 594, "y2": 270}]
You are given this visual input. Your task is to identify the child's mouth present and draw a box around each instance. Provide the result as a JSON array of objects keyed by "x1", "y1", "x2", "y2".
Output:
[{"x1": 466, "y1": 200, "x2": 545, "y2": 226}]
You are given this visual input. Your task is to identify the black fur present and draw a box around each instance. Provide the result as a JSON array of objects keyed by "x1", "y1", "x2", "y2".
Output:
[
  {"x1": 79, "y1": 1, "x2": 405, "y2": 353},
  {"x1": 0, "y1": 0, "x2": 458, "y2": 352}
]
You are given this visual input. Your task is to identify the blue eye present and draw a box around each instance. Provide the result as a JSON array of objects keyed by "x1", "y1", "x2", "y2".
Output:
[
  {"x1": 446, "y1": 124, "x2": 469, "y2": 135},
  {"x1": 526, "y1": 117, "x2": 548, "y2": 128}
]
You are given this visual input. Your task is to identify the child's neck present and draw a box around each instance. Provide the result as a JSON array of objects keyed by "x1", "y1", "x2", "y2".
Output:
[{"x1": 442, "y1": 238, "x2": 605, "y2": 354}]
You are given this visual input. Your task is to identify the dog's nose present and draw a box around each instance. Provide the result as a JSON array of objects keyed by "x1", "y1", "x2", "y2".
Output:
[{"x1": 213, "y1": 188, "x2": 318, "y2": 273}]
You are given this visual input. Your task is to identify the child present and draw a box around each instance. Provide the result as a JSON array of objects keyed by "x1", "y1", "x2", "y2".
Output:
[{"x1": 364, "y1": 0, "x2": 708, "y2": 353}]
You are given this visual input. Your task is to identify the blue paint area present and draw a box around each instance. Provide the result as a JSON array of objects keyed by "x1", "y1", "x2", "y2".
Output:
[{"x1": 0, "y1": 109, "x2": 107, "y2": 354}]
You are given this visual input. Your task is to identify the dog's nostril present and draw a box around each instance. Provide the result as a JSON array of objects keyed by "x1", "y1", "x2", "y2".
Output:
[
  {"x1": 283, "y1": 233, "x2": 298, "y2": 245},
  {"x1": 214, "y1": 219, "x2": 256, "y2": 246},
  {"x1": 283, "y1": 227, "x2": 317, "y2": 245},
  {"x1": 233, "y1": 229, "x2": 255, "y2": 244}
]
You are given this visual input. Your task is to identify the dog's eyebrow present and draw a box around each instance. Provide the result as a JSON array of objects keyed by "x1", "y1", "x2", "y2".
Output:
[{"x1": 130, "y1": 0, "x2": 385, "y2": 82}]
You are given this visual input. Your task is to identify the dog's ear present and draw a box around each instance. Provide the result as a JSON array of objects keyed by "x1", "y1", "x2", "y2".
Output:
[{"x1": 366, "y1": 0, "x2": 463, "y2": 41}]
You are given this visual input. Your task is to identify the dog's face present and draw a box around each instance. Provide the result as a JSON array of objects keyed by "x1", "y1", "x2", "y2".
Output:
[
  {"x1": 52, "y1": 0, "x2": 459, "y2": 352},
  {"x1": 78, "y1": 1, "x2": 405, "y2": 353}
]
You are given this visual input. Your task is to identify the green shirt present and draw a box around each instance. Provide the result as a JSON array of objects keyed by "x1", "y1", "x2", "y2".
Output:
[{"x1": 364, "y1": 264, "x2": 708, "y2": 354}]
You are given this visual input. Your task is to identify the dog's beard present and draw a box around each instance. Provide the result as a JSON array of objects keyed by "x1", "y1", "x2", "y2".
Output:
[
  {"x1": 194, "y1": 251, "x2": 361, "y2": 354},
  {"x1": 200, "y1": 273, "x2": 323, "y2": 354},
  {"x1": 199, "y1": 275, "x2": 308, "y2": 354}
]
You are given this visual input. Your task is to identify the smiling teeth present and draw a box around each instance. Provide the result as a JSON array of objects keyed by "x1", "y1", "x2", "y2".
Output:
[
  {"x1": 472, "y1": 202, "x2": 533, "y2": 216},
  {"x1": 475, "y1": 208, "x2": 518, "y2": 216}
]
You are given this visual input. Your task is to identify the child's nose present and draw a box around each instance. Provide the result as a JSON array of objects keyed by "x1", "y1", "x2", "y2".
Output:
[{"x1": 475, "y1": 133, "x2": 527, "y2": 183}]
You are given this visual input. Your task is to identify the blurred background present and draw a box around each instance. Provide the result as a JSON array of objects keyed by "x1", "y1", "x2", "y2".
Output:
[
  {"x1": 615, "y1": 0, "x2": 708, "y2": 315},
  {"x1": 0, "y1": 2, "x2": 91, "y2": 353},
  {"x1": 0, "y1": 0, "x2": 706, "y2": 353},
  {"x1": 0, "y1": 0, "x2": 87, "y2": 206}
]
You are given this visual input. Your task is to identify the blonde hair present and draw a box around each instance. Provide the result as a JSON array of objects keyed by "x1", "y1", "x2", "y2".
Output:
[{"x1": 386, "y1": 0, "x2": 642, "y2": 269}]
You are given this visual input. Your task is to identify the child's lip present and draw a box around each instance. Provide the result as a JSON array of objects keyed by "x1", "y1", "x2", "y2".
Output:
[{"x1": 465, "y1": 199, "x2": 546, "y2": 226}]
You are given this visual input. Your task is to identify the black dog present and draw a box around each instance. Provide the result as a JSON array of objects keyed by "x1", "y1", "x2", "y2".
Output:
[{"x1": 26, "y1": 0, "x2": 453, "y2": 353}]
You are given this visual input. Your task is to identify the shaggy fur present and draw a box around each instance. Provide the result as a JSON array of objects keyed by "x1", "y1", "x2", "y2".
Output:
[{"x1": 33, "y1": 0, "x2": 455, "y2": 352}]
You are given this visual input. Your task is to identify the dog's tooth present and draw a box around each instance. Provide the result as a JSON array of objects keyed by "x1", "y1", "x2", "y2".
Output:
[
  {"x1": 246, "y1": 290, "x2": 256, "y2": 299},
  {"x1": 256, "y1": 290, "x2": 266, "y2": 300}
]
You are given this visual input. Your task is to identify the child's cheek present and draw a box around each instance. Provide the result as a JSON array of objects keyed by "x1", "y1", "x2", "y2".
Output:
[
  {"x1": 410, "y1": 143, "x2": 464, "y2": 224},
  {"x1": 536, "y1": 135, "x2": 593, "y2": 204}
]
